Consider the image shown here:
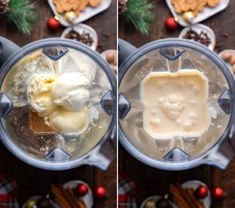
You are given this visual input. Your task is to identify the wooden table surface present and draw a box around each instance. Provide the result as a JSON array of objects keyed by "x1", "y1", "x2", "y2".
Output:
[
  {"x1": 119, "y1": 1, "x2": 235, "y2": 208},
  {"x1": 0, "y1": 0, "x2": 117, "y2": 207}
]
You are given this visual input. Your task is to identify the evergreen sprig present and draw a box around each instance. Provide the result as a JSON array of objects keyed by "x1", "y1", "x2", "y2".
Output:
[
  {"x1": 124, "y1": 0, "x2": 155, "y2": 35},
  {"x1": 6, "y1": 0, "x2": 37, "y2": 35}
]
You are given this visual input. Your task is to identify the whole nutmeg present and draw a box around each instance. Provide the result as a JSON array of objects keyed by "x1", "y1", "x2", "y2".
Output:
[
  {"x1": 232, "y1": 64, "x2": 235, "y2": 73},
  {"x1": 221, "y1": 52, "x2": 232, "y2": 62},
  {"x1": 113, "y1": 53, "x2": 117, "y2": 65},
  {"x1": 106, "y1": 51, "x2": 116, "y2": 64},
  {"x1": 112, "y1": 65, "x2": 118, "y2": 73},
  {"x1": 230, "y1": 56, "x2": 235, "y2": 65}
]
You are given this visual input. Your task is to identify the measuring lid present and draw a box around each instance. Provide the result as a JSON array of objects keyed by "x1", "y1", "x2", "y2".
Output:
[
  {"x1": 0, "y1": 39, "x2": 116, "y2": 169},
  {"x1": 119, "y1": 39, "x2": 235, "y2": 167}
]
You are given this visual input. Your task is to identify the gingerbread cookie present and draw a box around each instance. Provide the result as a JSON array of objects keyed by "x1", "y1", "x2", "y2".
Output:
[
  {"x1": 178, "y1": 0, "x2": 191, "y2": 12},
  {"x1": 52, "y1": 0, "x2": 102, "y2": 18},
  {"x1": 170, "y1": 0, "x2": 221, "y2": 18},
  {"x1": 197, "y1": 0, "x2": 207, "y2": 12},
  {"x1": 61, "y1": 0, "x2": 79, "y2": 12},
  {"x1": 207, "y1": 0, "x2": 220, "y2": 7},
  {"x1": 79, "y1": 0, "x2": 89, "y2": 11},
  {"x1": 186, "y1": 0, "x2": 198, "y2": 11},
  {"x1": 52, "y1": 0, "x2": 64, "y2": 13},
  {"x1": 75, "y1": 7, "x2": 81, "y2": 16},
  {"x1": 89, "y1": 0, "x2": 102, "y2": 7},
  {"x1": 171, "y1": 0, "x2": 182, "y2": 13}
]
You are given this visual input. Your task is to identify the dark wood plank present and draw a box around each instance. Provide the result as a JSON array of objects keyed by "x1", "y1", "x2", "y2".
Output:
[
  {"x1": 119, "y1": 1, "x2": 235, "y2": 207},
  {"x1": 0, "y1": 0, "x2": 117, "y2": 207}
]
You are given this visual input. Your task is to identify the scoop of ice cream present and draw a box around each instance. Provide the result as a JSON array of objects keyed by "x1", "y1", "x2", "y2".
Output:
[
  {"x1": 52, "y1": 72, "x2": 90, "y2": 111},
  {"x1": 27, "y1": 73, "x2": 56, "y2": 115},
  {"x1": 49, "y1": 106, "x2": 89, "y2": 134}
]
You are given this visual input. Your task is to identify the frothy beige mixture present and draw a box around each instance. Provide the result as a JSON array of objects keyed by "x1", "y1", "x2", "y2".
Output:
[{"x1": 141, "y1": 70, "x2": 210, "y2": 139}]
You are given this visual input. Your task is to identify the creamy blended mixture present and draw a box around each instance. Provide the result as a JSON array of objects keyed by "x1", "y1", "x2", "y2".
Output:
[{"x1": 141, "y1": 69, "x2": 210, "y2": 139}]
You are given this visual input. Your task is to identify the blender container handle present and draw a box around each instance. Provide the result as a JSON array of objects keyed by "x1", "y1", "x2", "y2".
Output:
[
  {"x1": 200, "y1": 140, "x2": 234, "y2": 169},
  {"x1": 118, "y1": 39, "x2": 137, "y2": 66},
  {"x1": 85, "y1": 139, "x2": 116, "y2": 170},
  {"x1": 0, "y1": 36, "x2": 20, "y2": 67}
]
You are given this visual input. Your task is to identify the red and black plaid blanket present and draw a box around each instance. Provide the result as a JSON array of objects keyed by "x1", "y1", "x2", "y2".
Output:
[
  {"x1": 0, "y1": 174, "x2": 19, "y2": 208},
  {"x1": 118, "y1": 174, "x2": 137, "y2": 208}
]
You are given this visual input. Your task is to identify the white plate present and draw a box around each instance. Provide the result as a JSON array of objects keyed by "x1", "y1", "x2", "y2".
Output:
[
  {"x1": 178, "y1": 24, "x2": 216, "y2": 50},
  {"x1": 219, "y1": 49, "x2": 235, "y2": 78},
  {"x1": 61, "y1": 23, "x2": 98, "y2": 50},
  {"x1": 182, "y1": 180, "x2": 212, "y2": 208},
  {"x1": 48, "y1": 0, "x2": 111, "y2": 27},
  {"x1": 23, "y1": 195, "x2": 60, "y2": 208},
  {"x1": 165, "y1": 0, "x2": 230, "y2": 26},
  {"x1": 63, "y1": 180, "x2": 93, "y2": 208},
  {"x1": 140, "y1": 195, "x2": 177, "y2": 208}
]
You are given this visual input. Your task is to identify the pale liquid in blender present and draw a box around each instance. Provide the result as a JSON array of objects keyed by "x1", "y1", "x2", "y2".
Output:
[
  {"x1": 141, "y1": 69, "x2": 210, "y2": 139},
  {"x1": 1, "y1": 49, "x2": 111, "y2": 158}
]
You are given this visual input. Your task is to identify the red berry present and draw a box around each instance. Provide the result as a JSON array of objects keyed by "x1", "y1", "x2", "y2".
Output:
[
  {"x1": 212, "y1": 187, "x2": 225, "y2": 200},
  {"x1": 76, "y1": 184, "x2": 89, "y2": 196},
  {"x1": 195, "y1": 185, "x2": 208, "y2": 199},
  {"x1": 165, "y1": 16, "x2": 178, "y2": 31},
  {"x1": 95, "y1": 186, "x2": 106, "y2": 198},
  {"x1": 47, "y1": 17, "x2": 61, "y2": 30}
]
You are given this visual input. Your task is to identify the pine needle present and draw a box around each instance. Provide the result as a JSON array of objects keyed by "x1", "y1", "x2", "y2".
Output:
[
  {"x1": 6, "y1": 0, "x2": 37, "y2": 35},
  {"x1": 124, "y1": 0, "x2": 155, "y2": 35}
]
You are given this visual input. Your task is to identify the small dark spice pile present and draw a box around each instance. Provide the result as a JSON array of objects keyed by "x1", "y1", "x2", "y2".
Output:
[
  {"x1": 183, "y1": 30, "x2": 211, "y2": 47},
  {"x1": 65, "y1": 30, "x2": 94, "y2": 46}
]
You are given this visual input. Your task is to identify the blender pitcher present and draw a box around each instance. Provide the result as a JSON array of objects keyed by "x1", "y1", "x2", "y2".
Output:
[
  {"x1": 118, "y1": 38, "x2": 235, "y2": 171},
  {"x1": 0, "y1": 37, "x2": 116, "y2": 171}
]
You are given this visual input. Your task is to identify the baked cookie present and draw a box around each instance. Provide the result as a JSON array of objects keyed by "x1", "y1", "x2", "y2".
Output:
[
  {"x1": 79, "y1": 0, "x2": 89, "y2": 11},
  {"x1": 89, "y1": 0, "x2": 102, "y2": 7},
  {"x1": 171, "y1": 0, "x2": 182, "y2": 13},
  {"x1": 53, "y1": 0, "x2": 64, "y2": 13},
  {"x1": 192, "y1": 0, "x2": 207, "y2": 16},
  {"x1": 60, "y1": 0, "x2": 75, "y2": 12},
  {"x1": 197, "y1": 0, "x2": 207, "y2": 12},
  {"x1": 207, "y1": 0, "x2": 220, "y2": 7},
  {"x1": 178, "y1": 0, "x2": 191, "y2": 12},
  {"x1": 186, "y1": 0, "x2": 198, "y2": 11},
  {"x1": 68, "y1": 0, "x2": 80, "y2": 10}
]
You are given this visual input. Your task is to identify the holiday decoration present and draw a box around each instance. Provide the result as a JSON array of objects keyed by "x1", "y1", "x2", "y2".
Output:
[
  {"x1": 182, "y1": 11, "x2": 194, "y2": 23},
  {"x1": 76, "y1": 183, "x2": 89, "y2": 196},
  {"x1": 1, "y1": 0, "x2": 37, "y2": 34},
  {"x1": 0, "y1": 174, "x2": 19, "y2": 207},
  {"x1": 165, "y1": 16, "x2": 179, "y2": 31},
  {"x1": 119, "y1": 174, "x2": 137, "y2": 207},
  {"x1": 144, "y1": 199, "x2": 156, "y2": 208},
  {"x1": 195, "y1": 185, "x2": 208, "y2": 199},
  {"x1": 119, "y1": 0, "x2": 155, "y2": 35},
  {"x1": 95, "y1": 186, "x2": 106, "y2": 198},
  {"x1": 170, "y1": 183, "x2": 206, "y2": 208},
  {"x1": 212, "y1": 187, "x2": 225, "y2": 200},
  {"x1": 51, "y1": 184, "x2": 86, "y2": 207},
  {"x1": 64, "y1": 11, "x2": 76, "y2": 24},
  {"x1": 47, "y1": 16, "x2": 61, "y2": 30},
  {"x1": 24, "y1": 199, "x2": 37, "y2": 208}
]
